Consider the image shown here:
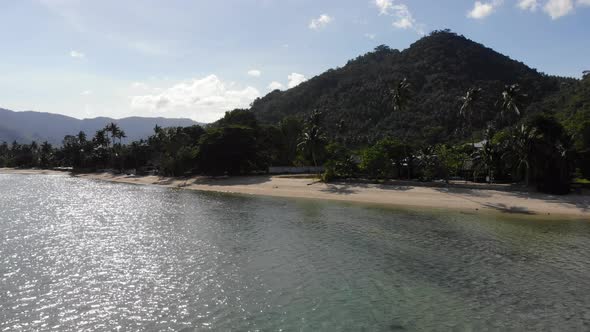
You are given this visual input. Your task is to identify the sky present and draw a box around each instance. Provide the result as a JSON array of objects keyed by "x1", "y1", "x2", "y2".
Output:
[{"x1": 1, "y1": 0, "x2": 589, "y2": 123}]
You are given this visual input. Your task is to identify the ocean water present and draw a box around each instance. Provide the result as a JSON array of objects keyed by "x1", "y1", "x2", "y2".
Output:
[{"x1": 1, "y1": 173, "x2": 589, "y2": 331}]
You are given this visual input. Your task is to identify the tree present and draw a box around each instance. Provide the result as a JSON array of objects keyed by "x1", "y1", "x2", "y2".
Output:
[
  {"x1": 391, "y1": 77, "x2": 413, "y2": 179},
  {"x1": 197, "y1": 126, "x2": 263, "y2": 175},
  {"x1": 459, "y1": 87, "x2": 482, "y2": 148},
  {"x1": 503, "y1": 124, "x2": 538, "y2": 187},
  {"x1": 62, "y1": 135, "x2": 85, "y2": 168},
  {"x1": 115, "y1": 129, "x2": 126, "y2": 145},
  {"x1": 472, "y1": 139, "x2": 497, "y2": 184},
  {"x1": 92, "y1": 129, "x2": 110, "y2": 168},
  {"x1": 278, "y1": 116, "x2": 304, "y2": 165},
  {"x1": 322, "y1": 143, "x2": 358, "y2": 181},
  {"x1": 528, "y1": 114, "x2": 573, "y2": 194},
  {"x1": 298, "y1": 110, "x2": 326, "y2": 167},
  {"x1": 39, "y1": 141, "x2": 54, "y2": 168},
  {"x1": 0, "y1": 142, "x2": 9, "y2": 167},
  {"x1": 360, "y1": 138, "x2": 405, "y2": 180},
  {"x1": 77, "y1": 131, "x2": 87, "y2": 144},
  {"x1": 499, "y1": 84, "x2": 527, "y2": 122},
  {"x1": 215, "y1": 109, "x2": 258, "y2": 128},
  {"x1": 392, "y1": 78, "x2": 411, "y2": 114},
  {"x1": 435, "y1": 144, "x2": 466, "y2": 183},
  {"x1": 30, "y1": 141, "x2": 39, "y2": 167},
  {"x1": 105, "y1": 122, "x2": 120, "y2": 148}
]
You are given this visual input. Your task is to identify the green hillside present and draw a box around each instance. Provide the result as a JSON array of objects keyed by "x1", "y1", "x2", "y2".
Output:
[{"x1": 250, "y1": 30, "x2": 575, "y2": 146}]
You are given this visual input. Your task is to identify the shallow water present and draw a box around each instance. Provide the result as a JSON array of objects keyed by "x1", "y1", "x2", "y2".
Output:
[{"x1": 1, "y1": 174, "x2": 589, "y2": 331}]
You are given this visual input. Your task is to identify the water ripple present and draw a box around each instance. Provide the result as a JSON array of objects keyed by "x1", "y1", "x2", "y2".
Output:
[{"x1": 1, "y1": 174, "x2": 589, "y2": 331}]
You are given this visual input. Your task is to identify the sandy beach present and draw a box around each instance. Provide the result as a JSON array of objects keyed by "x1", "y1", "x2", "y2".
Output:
[{"x1": 2, "y1": 168, "x2": 589, "y2": 218}]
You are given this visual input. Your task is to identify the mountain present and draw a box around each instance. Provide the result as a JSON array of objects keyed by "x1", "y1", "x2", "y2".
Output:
[
  {"x1": 250, "y1": 30, "x2": 577, "y2": 145},
  {"x1": 0, "y1": 108, "x2": 201, "y2": 145}
]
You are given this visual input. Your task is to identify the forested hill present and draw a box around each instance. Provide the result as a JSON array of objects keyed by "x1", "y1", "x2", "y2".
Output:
[
  {"x1": 0, "y1": 108, "x2": 200, "y2": 145},
  {"x1": 250, "y1": 30, "x2": 576, "y2": 145}
]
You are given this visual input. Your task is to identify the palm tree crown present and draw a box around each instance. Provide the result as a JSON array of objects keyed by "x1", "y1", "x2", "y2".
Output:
[
  {"x1": 392, "y1": 78, "x2": 411, "y2": 113},
  {"x1": 459, "y1": 87, "x2": 482, "y2": 147},
  {"x1": 459, "y1": 87, "x2": 482, "y2": 120},
  {"x1": 298, "y1": 110, "x2": 326, "y2": 167},
  {"x1": 499, "y1": 84, "x2": 527, "y2": 119}
]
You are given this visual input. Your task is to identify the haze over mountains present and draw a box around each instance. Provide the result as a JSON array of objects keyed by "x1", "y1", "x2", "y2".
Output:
[{"x1": 0, "y1": 108, "x2": 200, "y2": 145}]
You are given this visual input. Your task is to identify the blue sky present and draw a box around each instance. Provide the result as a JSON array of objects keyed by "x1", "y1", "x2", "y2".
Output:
[{"x1": 1, "y1": 0, "x2": 588, "y2": 122}]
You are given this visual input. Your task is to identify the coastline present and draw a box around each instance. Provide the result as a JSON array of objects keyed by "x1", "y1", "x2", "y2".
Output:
[{"x1": 2, "y1": 168, "x2": 589, "y2": 219}]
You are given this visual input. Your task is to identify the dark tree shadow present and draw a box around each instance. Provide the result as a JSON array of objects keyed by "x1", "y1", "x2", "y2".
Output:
[
  {"x1": 321, "y1": 181, "x2": 414, "y2": 193},
  {"x1": 481, "y1": 202, "x2": 535, "y2": 215},
  {"x1": 320, "y1": 184, "x2": 359, "y2": 195},
  {"x1": 191, "y1": 175, "x2": 273, "y2": 186},
  {"x1": 434, "y1": 187, "x2": 494, "y2": 198},
  {"x1": 510, "y1": 190, "x2": 590, "y2": 212}
]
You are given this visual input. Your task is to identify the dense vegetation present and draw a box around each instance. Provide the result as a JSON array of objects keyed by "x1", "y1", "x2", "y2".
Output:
[
  {"x1": 251, "y1": 30, "x2": 574, "y2": 146},
  {"x1": 1, "y1": 30, "x2": 588, "y2": 195}
]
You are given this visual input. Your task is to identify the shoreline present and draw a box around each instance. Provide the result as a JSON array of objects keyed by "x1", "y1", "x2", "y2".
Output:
[{"x1": 2, "y1": 168, "x2": 589, "y2": 219}]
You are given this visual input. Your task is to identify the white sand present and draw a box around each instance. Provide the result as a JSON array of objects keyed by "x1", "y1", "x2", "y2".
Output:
[{"x1": 2, "y1": 168, "x2": 587, "y2": 218}]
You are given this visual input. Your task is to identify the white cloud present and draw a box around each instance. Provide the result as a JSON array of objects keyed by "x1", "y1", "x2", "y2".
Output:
[
  {"x1": 374, "y1": 1, "x2": 424, "y2": 34},
  {"x1": 467, "y1": 0, "x2": 504, "y2": 19},
  {"x1": 130, "y1": 75, "x2": 260, "y2": 122},
  {"x1": 518, "y1": 0, "x2": 539, "y2": 11},
  {"x1": 287, "y1": 73, "x2": 307, "y2": 88},
  {"x1": 391, "y1": 4, "x2": 416, "y2": 29},
  {"x1": 81, "y1": 90, "x2": 92, "y2": 95},
  {"x1": 309, "y1": 14, "x2": 333, "y2": 30},
  {"x1": 468, "y1": 2, "x2": 494, "y2": 18},
  {"x1": 543, "y1": 0, "x2": 574, "y2": 18},
  {"x1": 518, "y1": 0, "x2": 587, "y2": 18},
  {"x1": 268, "y1": 81, "x2": 284, "y2": 90},
  {"x1": 247, "y1": 69, "x2": 262, "y2": 77},
  {"x1": 375, "y1": 0, "x2": 394, "y2": 14},
  {"x1": 70, "y1": 50, "x2": 85, "y2": 58}
]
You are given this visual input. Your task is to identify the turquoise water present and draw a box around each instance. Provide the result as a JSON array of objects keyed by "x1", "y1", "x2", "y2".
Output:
[{"x1": 1, "y1": 174, "x2": 589, "y2": 331}]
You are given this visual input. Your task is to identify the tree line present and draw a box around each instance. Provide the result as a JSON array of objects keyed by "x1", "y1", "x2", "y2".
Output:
[{"x1": 1, "y1": 79, "x2": 587, "y2": 195}]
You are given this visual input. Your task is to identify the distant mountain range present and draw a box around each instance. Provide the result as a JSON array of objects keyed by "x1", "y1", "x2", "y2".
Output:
[{"x1": 0, "y1": 108, "x2": 202, "y2": 145}]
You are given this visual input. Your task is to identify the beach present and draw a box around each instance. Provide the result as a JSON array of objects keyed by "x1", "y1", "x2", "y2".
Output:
[{"x1": 2, "y1": 168, "x2": 589, "y2": 218}]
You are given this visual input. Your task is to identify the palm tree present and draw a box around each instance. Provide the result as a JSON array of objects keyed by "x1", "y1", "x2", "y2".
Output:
[
  {"x1": 93, "y1": 129, "x2": 109, "y2": 149},
  {"x1": 459, "y1": 87, "x2": 482, "y2": 148},
  {"x1": 298, "y1": 110, "x2": 326, "y2": 168},
  {"x1": 105, "y1": 122, "x2": 123, "y2": 148},
  {"x1": 391, "y1": 77, "x2": 412, "y2": 179},
  {"x1": 392, "y1": 78, "x2": 411, "y2": 114},
  {"x1": 39, "y1": 141, "x2": 53, "y2": 168},
  {"x1": 29, "y1": 141, "x2": 39, "y2": 167},
  {"x1": 504, "y1": 124, "x2": 538, "y2": 187},
  {"x1": 115, "y1": 130, "x2": 126, "y2": 145},
  {"x1": 499, "y1": 84, "x2": 527, "y2": 121},
  {"x1": 472, "y1": 137, "x2": 497, "y2": 183},
  {"x1": 77, "y1": 131, "x2": 87, "y2": 143},
  {"x1": 105, "y1": 122, "x2": 124, "y2": 168}
]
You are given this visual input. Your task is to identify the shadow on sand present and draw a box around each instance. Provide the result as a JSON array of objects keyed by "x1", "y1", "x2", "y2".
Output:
[
  {"x1": 319, "y1": 182, "x2": 414, "y2": 195},
  {"x1": 481, "y1": 202, "x2": 536, "y2": 215}
]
